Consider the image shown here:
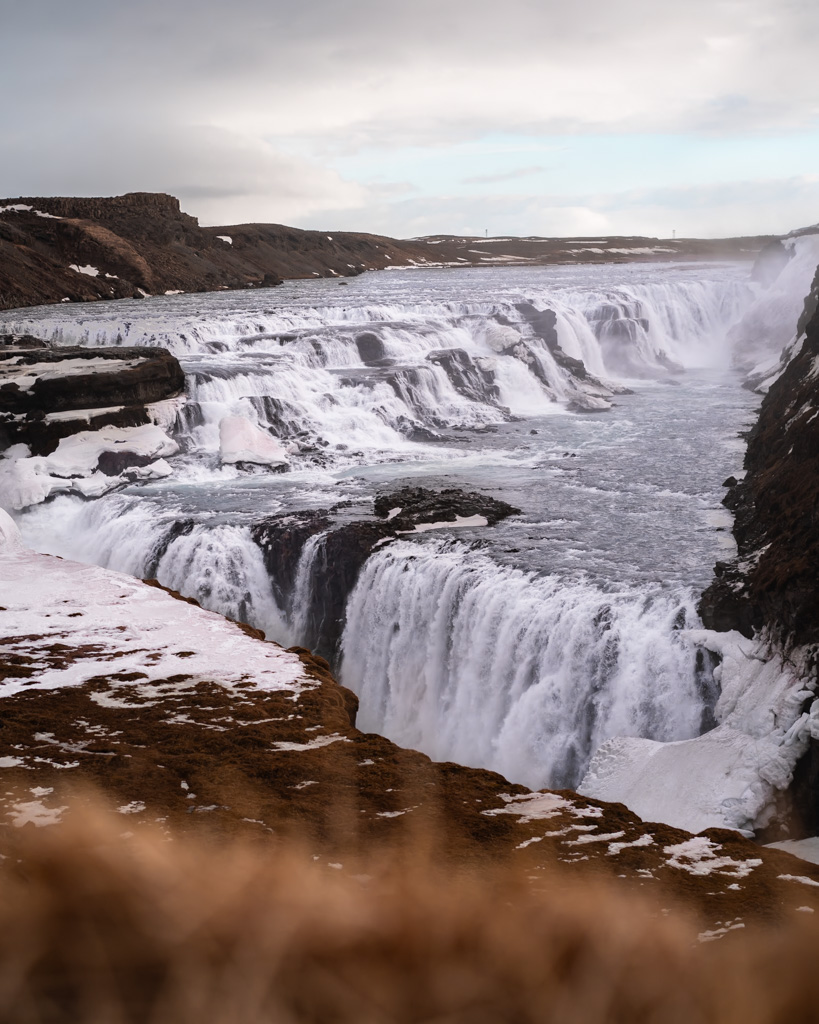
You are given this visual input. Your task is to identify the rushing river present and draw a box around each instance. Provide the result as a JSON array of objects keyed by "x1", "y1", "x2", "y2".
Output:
[{"x1": 3, "y1": 262, "x2": 762, "y2": 789}]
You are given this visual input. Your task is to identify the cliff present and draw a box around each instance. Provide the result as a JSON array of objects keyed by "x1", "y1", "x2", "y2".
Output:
[
  {"x1": 0, "y1": 193, "x2": 442, "y2": 310},
  {"x1": 0, "y1": 192, "x2": 771, "y2": 312},
  {"x1": 698, "y1": 265, "x2": 819, "y2": 837},
  {"x1": 699, "y1": 267, "x2": 819, "y2": 649}
]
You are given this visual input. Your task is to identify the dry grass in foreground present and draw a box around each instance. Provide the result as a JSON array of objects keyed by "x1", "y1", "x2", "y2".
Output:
[{"x1": 0, "y1": 802, "x2": 817, "y2": 1024}]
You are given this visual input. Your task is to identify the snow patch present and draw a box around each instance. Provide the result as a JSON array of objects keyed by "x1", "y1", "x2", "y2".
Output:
[
  {"x1": 270, "y1": 733, "x2": 350, "y2": 752},
  {"x1": 664, "y1": 837, "x2": 761, "y2": 878},
  {"x1": 398, "y1": 515, "x2": 488, "y2": 534},
  {"x1": 778, "y1": 873, "x2": 819, "y2": 888}
]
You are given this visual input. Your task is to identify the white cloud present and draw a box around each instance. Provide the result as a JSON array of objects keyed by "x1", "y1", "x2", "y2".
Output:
[
  {"x1": 299, "y1": 177, "x2": 819, "y2": 239},
  {"x1": 2, "y1": 0, "x2": 819, "y2": 232}
]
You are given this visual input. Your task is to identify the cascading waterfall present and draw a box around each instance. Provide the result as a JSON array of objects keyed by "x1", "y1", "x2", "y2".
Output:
[
  {"x1": 340, "y1": 539, "x2": 715, "y2": 791},
  {"x1": 4, "y1": 263, "x2": 762, "y2": 797},
  {"x1": 3, "y1": 267, "x2": 756, "y2": 465},
  {"x1": 21, "y1": 494, "x2": 289, "y2": 644}
]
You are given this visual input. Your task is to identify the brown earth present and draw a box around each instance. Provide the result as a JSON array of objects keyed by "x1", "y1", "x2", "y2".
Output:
[{"x1": 0, "y1": 192, "x2": 772, "y2": 312}]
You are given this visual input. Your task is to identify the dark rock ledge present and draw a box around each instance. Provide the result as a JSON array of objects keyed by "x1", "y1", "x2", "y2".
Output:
[
  {"x1": 251, "y1": 486, "x2": 522, "y2": 660},
  {"x1": 0, "y1": 336, "x2": 185, "y2": 454}
]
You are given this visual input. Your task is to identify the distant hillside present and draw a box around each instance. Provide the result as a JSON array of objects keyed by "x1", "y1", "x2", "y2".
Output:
[{"x1": 0, "y1": 192, "x2": 773, "y2": 311}]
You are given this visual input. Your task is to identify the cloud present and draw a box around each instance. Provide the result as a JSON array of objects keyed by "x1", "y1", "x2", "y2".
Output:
[
  {"x1": 1, "y1": 123, "x2": 366, "y2": 225},
  {"x1": 462, "y1": 166, "x2": 551, "y2": 185},
  {"x1": 2, "y1": 0, "x2": 819, "y2": 231},
  {"x1": 296, "y1": 176, "x2": 819, "y2": 239}
]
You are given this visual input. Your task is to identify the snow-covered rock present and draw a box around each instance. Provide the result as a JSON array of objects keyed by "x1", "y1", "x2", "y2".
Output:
[
  {"x1": 45, "y1": 424, "x2": 178, "y2": 477},
  {"x1": 219, "y1": 416, "x2": 289, "y2": 468},
  {"x1": 0, "y1": 542, "x2": 307, "y2": 701},
  {"x1": 0, "y1": 425, "x2": 178, "y2": 512}
]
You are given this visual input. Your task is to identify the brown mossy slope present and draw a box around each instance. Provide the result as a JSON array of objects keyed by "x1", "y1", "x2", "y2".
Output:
[
  {"x1": 0, "y1": 193, "x2": 437, "y2": 310},
  {"x1": 0, "y1": 192, "x2": 771, "y2": 312}
]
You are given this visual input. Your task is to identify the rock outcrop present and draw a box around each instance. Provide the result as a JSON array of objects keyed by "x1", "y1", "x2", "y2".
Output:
[
  {"x1": 252, "y1": 487, "x2": 521, "y2": 660},
  {"x1": 0, "y1": 337, "x2": 184, "y2": 454},
  {"x1": 0, "y1": 335, "x2": 185, "y2": 510},
  {"x1": 699, "y1": 266, "x2": 819, "y2": 649}
]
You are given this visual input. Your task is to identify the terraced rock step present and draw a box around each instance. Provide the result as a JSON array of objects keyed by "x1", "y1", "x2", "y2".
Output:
[{"x1": 0, "y1": 336, "x2": 184, "y2": 454}]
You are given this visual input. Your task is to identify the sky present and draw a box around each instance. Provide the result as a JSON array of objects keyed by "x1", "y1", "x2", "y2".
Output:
[{"x1": 2, "y1": 0, "x2": 819, "y2": 238}]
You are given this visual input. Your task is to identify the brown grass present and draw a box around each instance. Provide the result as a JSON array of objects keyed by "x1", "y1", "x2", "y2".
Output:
[{"x1": 0, "y1": 801, "x2": 817, "y2": 1024}]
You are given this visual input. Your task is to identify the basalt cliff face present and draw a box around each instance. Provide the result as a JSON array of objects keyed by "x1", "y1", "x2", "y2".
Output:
[
  {"x1": 1, "y1": 192, "x2": 771, "y2": 312},
  {"x1": 699, "y1": 267, "x2": 819, "y2": 836}
]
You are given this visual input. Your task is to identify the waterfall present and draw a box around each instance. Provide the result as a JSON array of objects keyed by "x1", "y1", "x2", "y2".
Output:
[
  {"x1": 5, "y1": 263, "x2": 758, "y2": 797},
  {"x1": 339, "y1": 539, "x2": 715, "y2": 791},
  {"x1": 21, "y1": 495, "x2": 289, "y2": 644}
]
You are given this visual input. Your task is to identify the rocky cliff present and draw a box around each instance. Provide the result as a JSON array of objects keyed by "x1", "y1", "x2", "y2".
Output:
[
  {"x1": 699, "y1": 267, "x2": 819, "y2": 649},
  {"x1": 699, "y1": 265, "x2": 819, "y2": 836}
]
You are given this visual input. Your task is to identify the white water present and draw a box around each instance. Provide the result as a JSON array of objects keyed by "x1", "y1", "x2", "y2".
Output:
[
  {"x1": 2, "y1": 263, "x2": 762, "y2": 792},
  {"x1": 4, "y1": 264, "x2": 755, "y2": 461},
  {"x1": 341, "y1": 540, "x2": 712, "y2": 789}
]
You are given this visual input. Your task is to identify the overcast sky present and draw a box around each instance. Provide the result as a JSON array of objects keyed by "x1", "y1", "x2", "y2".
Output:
[{"x1": 2, "y1": 0, "x2": 818, "y2": 237}]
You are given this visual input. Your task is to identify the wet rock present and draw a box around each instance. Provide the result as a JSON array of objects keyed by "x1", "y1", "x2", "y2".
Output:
[
  {"x1": 373, "y1": 486, "x2": 520, "y2": 530},
  {"x1": 426, "y1": 348, "x2": 503, "y2": 405},
  {"x1": 356, "y1": 332, "x2": 388, "y2": 365},
  {"x1": 97, "y1": 450, "x2": 157, "y2": 476}
]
